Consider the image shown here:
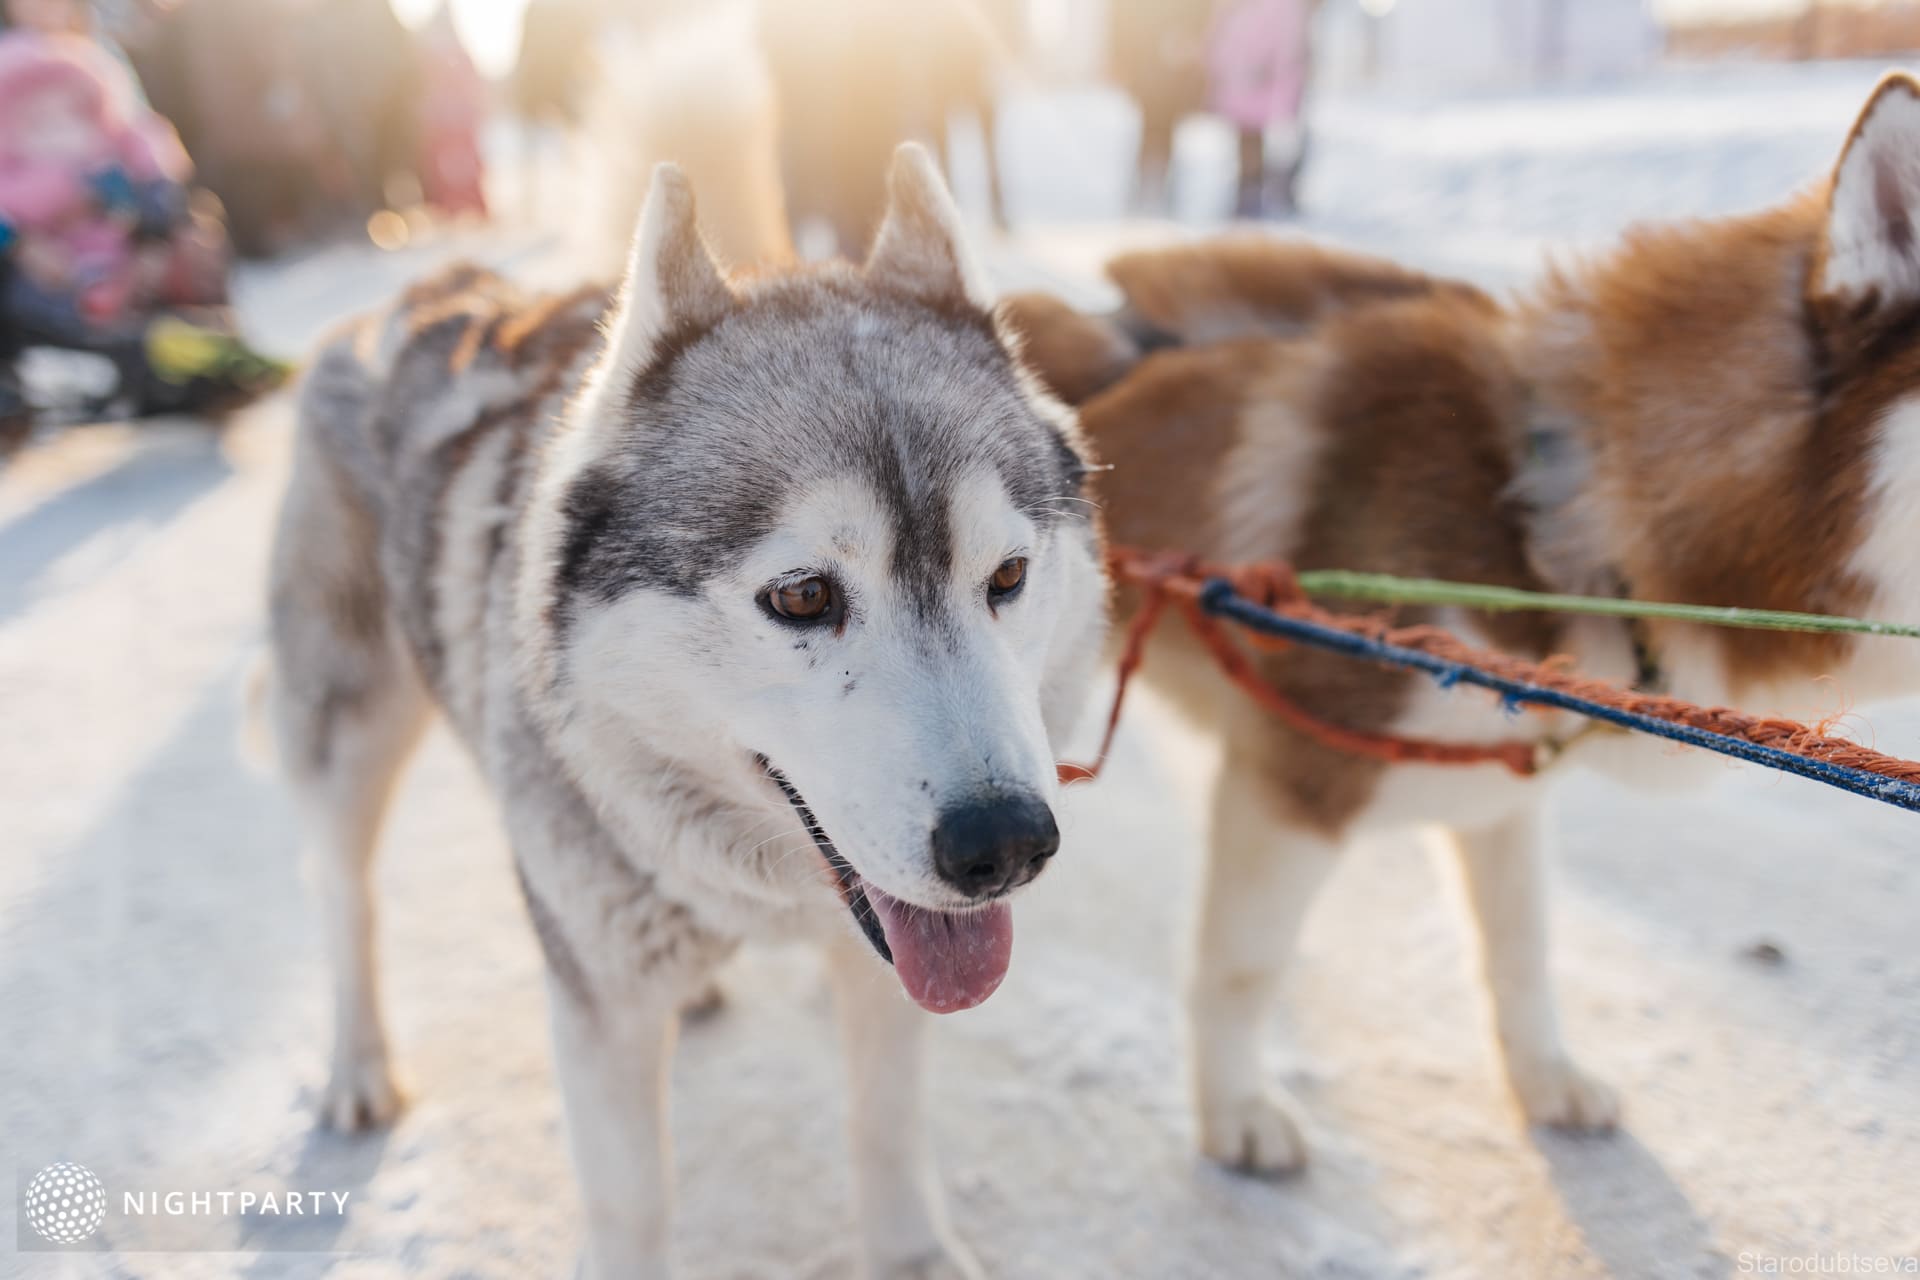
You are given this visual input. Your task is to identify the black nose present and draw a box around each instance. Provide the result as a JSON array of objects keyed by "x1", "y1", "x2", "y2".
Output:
[{"x1": 930, "y1": 792, "x2": 1060, "y2": 899}]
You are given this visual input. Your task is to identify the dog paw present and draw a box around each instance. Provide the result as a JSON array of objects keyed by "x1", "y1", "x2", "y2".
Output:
[
  {"x1": 319, "y1": 1053, "x2": 404, "y2": 1132},
  {"x1": 1197, "y1": 1092, "x2": 1309, "y2": 1177},
  {"x1": 1510, "y1": 1056, "x2": 1619, "y2": 1132}
]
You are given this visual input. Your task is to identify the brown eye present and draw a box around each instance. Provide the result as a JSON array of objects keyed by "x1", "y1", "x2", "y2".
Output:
[
  {"x1": 768, "y1": 575, "x2": 833, "y2": 621},
  {"x1": 989, "y1": 556, "x2": 1027, "y2": 600},
  {"x1": 765, "y1": 575, "x2": 836, "y2": 623}
]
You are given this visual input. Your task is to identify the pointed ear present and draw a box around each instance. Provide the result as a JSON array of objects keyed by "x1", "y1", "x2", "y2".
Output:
[
  {"x1": 864, "y1": 143, "x2": 994, "y2": 308},
  {"x1": 603, "y1": 163, "x2": 734, "y2": 376},
  {"x1": 1820, "y1": 72, "x2": 1920, "y2": 303}
]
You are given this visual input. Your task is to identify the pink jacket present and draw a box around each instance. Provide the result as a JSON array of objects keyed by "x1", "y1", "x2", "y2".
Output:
[
  {"x1": 1208, "y1": 0, "x2": 1313, "y2": 131},
  {"x1": 0, "y1": 32, "x2": 189, "y2": 233}
]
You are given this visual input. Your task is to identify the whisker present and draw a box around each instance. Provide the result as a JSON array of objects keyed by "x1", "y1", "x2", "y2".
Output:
[{"x1": 747, "y1": 828, "x2": 810, "y2": 859}]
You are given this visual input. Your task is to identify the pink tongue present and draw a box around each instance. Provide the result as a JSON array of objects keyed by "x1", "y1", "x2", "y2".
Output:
[{"x1": 864, "y1": 886, "x2": 1013, "y2": 1013}]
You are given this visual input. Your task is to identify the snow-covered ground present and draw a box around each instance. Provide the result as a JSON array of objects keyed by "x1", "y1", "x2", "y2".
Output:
[{"x1": 5, "y1": 63, "x2": 1920, "y2": 1279}]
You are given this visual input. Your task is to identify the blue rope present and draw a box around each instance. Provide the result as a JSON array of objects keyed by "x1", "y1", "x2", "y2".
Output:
[{"x1": 1199, "y1": 579, "x2": 1920, "y2": 815}]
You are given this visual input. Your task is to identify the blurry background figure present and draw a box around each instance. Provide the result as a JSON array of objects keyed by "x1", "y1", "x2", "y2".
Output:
[
  {"x1": 128, "y1": 0, "x2": 419, "y2": 257},
  {"x1": 757, "y1": 0, "x2": 1012, "y2": 258},
  {"x1": 512, "y1": 0, "x2": 596, "y2": 128},
  {"x1": 907, "y1": 0, "x2": 1018, "y2": 229},
  {"x1": 579, "y1": 1, "x2": 791, "y2": 272},
  {"x1": 131, "y1": 0, "x2": 346, "y2": 257},
  {"x1": 546, "y1": 0, "x2": 1018, "y2": 270},
  {"x1": 0, "y1": 29, "x2": 192, "y2": 331},
  {"x1": 416, "y1": 2, "x2": 487, "y2": 219},
  {"x1": 510, "y1": 0, "x2": 596, "y2": 226},
  {"x1": 1209, "y1": 0, "x2": 1315, "y2": 218},
  {"x1": 756, "y1": 0, "x2": 904, "y2": 256},
  {"x1": 0, "y1": 0, "x2": 273, "y2": 431},
  {"x1": 298, "y1": 0, "x2": 421, "y2": 220},
  {"x1": 6, "y1": 0, "x2": 86, "y2": 32},
  {"x1": 1109, "y1": 0, "x2": 1208, "y2": 214},
  {"x1": 1109, "y1": 0, "x2": 1318, "y2": 220}
]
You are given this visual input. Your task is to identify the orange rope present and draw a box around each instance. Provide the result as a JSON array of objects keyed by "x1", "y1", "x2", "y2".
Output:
[
  {"x1": 1058, "y1": 548, "x2": 1540, "y2": 784},
  {"x1": 1058, "y1": 547, "x2": 1920, "y2": 791}
]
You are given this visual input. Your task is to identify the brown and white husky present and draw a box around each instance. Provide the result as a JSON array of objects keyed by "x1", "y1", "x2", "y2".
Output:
[{"x1": 1004, "y1": 71, "x2": 1920, "y2": 1174}]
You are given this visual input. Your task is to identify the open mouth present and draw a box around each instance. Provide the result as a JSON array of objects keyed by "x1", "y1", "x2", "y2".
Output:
[{"x1": 756, "y1": 755, "x2": 1014, "y2": 1014}]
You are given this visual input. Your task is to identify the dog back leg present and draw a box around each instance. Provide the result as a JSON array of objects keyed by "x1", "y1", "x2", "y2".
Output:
[
  {"x1": 289, "y1": 636, "x2": 428, "y2": 1132},
  {"x1": 1446, "y1": 810, "x2": 1618, "y2": 1130},
  {"x1": 1187, "y1": 752, "x2": 1339, "y2": 1177},
  {"x1": 267, "y1": 428, "x2": 432, "y2": 1131}
]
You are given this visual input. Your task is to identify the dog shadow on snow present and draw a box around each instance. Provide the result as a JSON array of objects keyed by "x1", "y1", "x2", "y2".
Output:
[
  {"x1": 0, "y1": 422, "x2": 232, "y2": 626},
  {"x1": 236, "y1": 1125, "x2": 397, "y2": 1267},
  {"x1": 0, "y1": 657, "x2": 404, "y2": 1262},
  {"x1": 1535, "y1": 1128, "x2": 1730, "y2": 1279}
]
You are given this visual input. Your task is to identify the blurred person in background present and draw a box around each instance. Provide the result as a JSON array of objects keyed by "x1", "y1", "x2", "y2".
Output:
[
  {"x1": 554, "y1": 0, "x2": 1009, "y2": 266},
  {"x1": 1110, "y1": 0, "x2": 1208, "y2": 214},
  {"x1": 5, "y1": 0, "x2": 84, "y2": 32},
  {"x1": 0, "y1": 27, "x2": 192, "y2": 330},
  {"x1": 296, "y1": 0, "x2": 420, "y2": 218},
  {"x1": 416, "y1": 2, "x2": 488, "y2": 220},
  {"x1": 759, "y1": 0, "x2": 1010, "y2": 256},
  {"x1": 1210, "y1": 0, "x2": 1316, "y2": 217},
  {"x1": 756, "y1": 0, "x2": 897, "y2": 255},
  {"x1": 130, "y1": 0, "x2": 419, "y2": 257},
  {"x1": 130, "y1": 0, "x2": 349, "y2": 256},
  {"x1": 0, "y1": 0, "x2": 273, "y2": 426},
  {"x1": 510, "y1": 0, "x2": 597, "y2": 226},
  {"x1": 904, "y1": 0, "x2": 1016, "y2": 229},
  {"x1": 512, "y1": 0, "x2": 598, "y2": 127},
  {"x1": 576, "y1": 0, "x2": 791, "y2": 271}
]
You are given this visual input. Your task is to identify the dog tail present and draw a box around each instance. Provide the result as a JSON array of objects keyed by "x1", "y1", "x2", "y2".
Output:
[
  {"x1": 1002, "y1": 239, "x2": 1493, "y2": 405},
  {"x1": 238, "y1": 652, "x2": 277, "y2": 775},
  {"x1": 578, "y1": 4, "x2": 792, "y2": 275},
  {"x1": 1103, "y1": 237, "x2": 1488, "y2": 345}
]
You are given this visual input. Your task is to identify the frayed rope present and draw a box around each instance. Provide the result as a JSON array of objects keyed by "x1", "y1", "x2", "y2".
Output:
[{"x1": 1059, "y1": 549, "x2": 1920, "y2": 816}]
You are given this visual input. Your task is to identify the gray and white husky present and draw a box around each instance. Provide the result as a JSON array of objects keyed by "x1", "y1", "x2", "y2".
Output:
[{"x1": 260, "y1": 146, "x2": 1105, "y2": 1278}]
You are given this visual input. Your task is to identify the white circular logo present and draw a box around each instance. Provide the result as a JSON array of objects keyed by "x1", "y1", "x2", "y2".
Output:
[{"x1": 23, "y1": 1162, "x2": 106, "y2": 1244}]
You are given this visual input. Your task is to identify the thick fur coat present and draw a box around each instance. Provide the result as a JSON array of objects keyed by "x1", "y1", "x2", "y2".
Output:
[
  {"x1": 1003, "y1": 72, "x2": 1920, "y2": 1175},
  {"x1": 263, "y1": 148, "x2": 1104, "y2": 1278}
]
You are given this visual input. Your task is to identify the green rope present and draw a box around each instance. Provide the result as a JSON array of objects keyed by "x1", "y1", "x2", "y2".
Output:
[{"x1": 1292, "y1": 570, "x2": 1920, "y2": 639}]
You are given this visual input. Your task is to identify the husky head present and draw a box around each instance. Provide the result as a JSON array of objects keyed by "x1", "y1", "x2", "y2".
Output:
[{"x1": 527, "y1": 145, "x2": 1105, "y2": 1012}]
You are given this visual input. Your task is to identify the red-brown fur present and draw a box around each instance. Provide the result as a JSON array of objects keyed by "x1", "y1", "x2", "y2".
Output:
[
  {"x1": 1007, "y1": 256, "x2": 1560, "y2": 830},
  {"x1": 1003, "y1": 76, "x2": 1920, "y2": 827},
  {"x1": 992, "y1": 72, "x2": 1920, "y2": 1167}
]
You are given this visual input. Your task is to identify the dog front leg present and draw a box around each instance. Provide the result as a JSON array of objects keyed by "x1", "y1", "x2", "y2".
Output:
[
  {"x1": 826, "y1": 934, "x2": 984, "y2": 1280},
  {"x1": 1451, "y1": 808, "x2": 1619, "y2": 1131},
  {"x1": 1187, "y1": 758, "x2": 1339, "y2": 1176},
  {"x1": 546, "y1": 979, "x2": 678, "y2": 1280}
]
